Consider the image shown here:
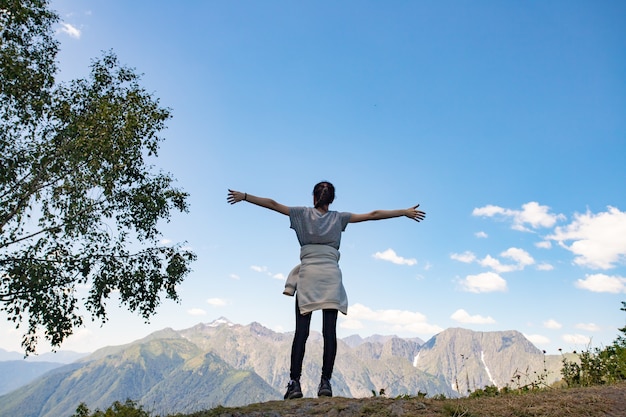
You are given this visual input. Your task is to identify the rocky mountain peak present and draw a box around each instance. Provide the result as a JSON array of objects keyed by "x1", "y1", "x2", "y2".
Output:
[{"x1": 207, "y1": 317, "x2": 235, "y2": 327}]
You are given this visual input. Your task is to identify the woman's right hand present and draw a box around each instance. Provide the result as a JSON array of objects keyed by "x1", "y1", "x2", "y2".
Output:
[{"x1": 405, "y1": 205, "x2": 426, "y2": 222}]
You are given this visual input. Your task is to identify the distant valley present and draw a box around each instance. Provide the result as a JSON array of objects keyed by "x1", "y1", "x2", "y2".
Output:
[{"x1": 0, "y1": 349, "x2": 89, "y2": 396}]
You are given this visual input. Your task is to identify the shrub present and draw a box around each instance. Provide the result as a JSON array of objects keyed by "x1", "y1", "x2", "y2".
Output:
[
  {"x1": 468, "y1": 384, "x2": 500, "y2": 398},
  {"x1": 561, "y1": 302, "x2": 626, "y2": 386},
  {"x1": 71, "y1": 399, "x2": 153, "y2": 417}
]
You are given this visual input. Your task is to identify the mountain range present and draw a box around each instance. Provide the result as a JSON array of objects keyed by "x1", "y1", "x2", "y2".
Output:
[{"x1": 0, "y1": 318, "x2": 569, "y2": 417}]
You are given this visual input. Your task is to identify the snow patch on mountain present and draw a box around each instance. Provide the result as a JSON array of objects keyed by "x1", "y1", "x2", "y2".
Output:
[{"x1": 481, "y1": 350, "x2": 497, "y2": 387}]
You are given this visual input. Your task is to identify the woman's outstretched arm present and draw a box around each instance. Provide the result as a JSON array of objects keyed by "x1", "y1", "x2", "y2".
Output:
[
  {"x1": 349, "y1": 205, "x2": 425, "y2": 223},
  {"x1": 227, "y1": 189, "x2": 290, "y2": 216}
]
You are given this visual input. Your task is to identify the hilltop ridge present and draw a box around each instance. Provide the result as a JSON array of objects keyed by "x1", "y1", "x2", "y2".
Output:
[{"x1": 189, "y1": 382, "x2": 626, "y2": 417}]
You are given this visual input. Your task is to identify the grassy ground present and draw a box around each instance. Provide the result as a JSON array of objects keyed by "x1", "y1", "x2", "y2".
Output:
[{"x1": 182, "y1": 382, "x2": 626, "y2": 417}]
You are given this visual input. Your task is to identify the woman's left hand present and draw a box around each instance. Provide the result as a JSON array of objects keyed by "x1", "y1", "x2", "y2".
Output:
[{"x1": 227, "y1": 189, "x2": 246, "y2": 204}]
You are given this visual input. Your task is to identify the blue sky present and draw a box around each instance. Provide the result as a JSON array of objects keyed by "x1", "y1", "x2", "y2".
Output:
[{"x1": 1, "y1": 0, "x2": 625, "y2": 356}]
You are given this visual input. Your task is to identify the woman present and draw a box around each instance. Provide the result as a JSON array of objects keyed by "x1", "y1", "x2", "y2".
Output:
[{"x1": 227, "y1": 182, "x2": 425, "y2": 399}]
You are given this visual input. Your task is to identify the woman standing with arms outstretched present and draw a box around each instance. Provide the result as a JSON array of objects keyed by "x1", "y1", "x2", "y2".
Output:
[{"x1": 227, "y1": 182, "x2": 425, "y2": 399}]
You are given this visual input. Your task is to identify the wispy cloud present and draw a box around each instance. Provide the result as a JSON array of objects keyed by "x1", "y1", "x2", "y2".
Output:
[
  {"x1": 473, "y1": 202, "x2": 565, "y2": 232},
  {"x1": 459, "y1": 272, "x2": 507, "y2": 293},
  {"x1": 251, "y1": 265, "x2": 285, "y2": 280},
  {"x1": 450, "y1": 309, "x2": 495, "y2": 324},
  {"x1": 475, "y1": 231, "x2": 488, "y2": 238},
  {"x1": 562, "y1": 334, "x2": 591, "y2": 345},
  {"x1": 59, "y1": 22, "x2": 81, "y2": 39},
  {"x1": 187, "y1": 308, "x2": 207, "y2": 316},
  {"x1": 453, "y1": 248, "x2": 534, "y2": 273},
  {"x1": 373, "y1": 248, "x2": 417, "y2": 266},
  {"x1": 451, "y1": 251, "x2": 476, "y2": 263},
  {"x1": 206, "y1": 298, "x2": 227, "y2": 307},
  {"x1": 547, "y1": 206, "x2": 626, "y2": 270},
  {"x1": 543, "y1": 319, "x2": 562, "y2": 329},
  {"x1": 575, "y1": 273, "x2": 626, "y2": 293},
  {"x1": 575, "y1": 323, "x2": 601, "y2": 332},
  {"x1": 535, "y1": 241, "x2": 552, "y2": 249},
  {"x1": 536, "y1": 263, "x2": 554, "y2": 271}
]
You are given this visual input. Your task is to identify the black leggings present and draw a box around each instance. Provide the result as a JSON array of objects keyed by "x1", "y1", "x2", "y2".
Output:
[{"x1": 289, "y1": 297, "x2": 338, "y2": 381}]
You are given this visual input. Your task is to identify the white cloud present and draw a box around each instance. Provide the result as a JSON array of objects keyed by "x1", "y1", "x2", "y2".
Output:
[
  {"x1": 59, "y1": 22, "x2": 81, "y2": 39},
  {"x1": 473, "y1": 204, "x2": 507, "y2": 217},
  {"x1": 399, "y1": 321, "x2": 446, "y2": 334},
  {"x1": 456, "y1": 248, "x2": 534, "y2": 273},
  {"x1": 187, "y1": 308, "x2": 207, "y2": 316},
  {"x1": 373, "y1": 248, "x2": 417, "y2": 266},
  {"x1": 524, "y1": 334, "x2": 550, "y2": 346},
  {"x1": 478, "y1": 248, "x2": 534, "y2": 273},
  {"x1": 459, "y1": 272, "x2": 507, "y2": 293},
  {"x1": 475, "y1": 231, "x2": 488, "y2": 238},
  {"x1": 547, "y1": 206, "x2": 626, "y2": 270},
  {"x1": 450, "y1": 309, "x2": 495, "y2": 324},
  {"x1": 350, "y1": 303, "x2": 425, "y2": 324},
  {"x1": 501, "y1": 247, "x2": 534, "y2": 266},
  {"x1": 339, "y1": 319, "x2": 365, "y2": 330},
  {"x1": 516, "y1": 202, "x2": 566, "y2": 229},
  {"x1": 207, "y1": 298, "x2": 227, "y2": 307},
  {"x1": 451, "y1": 251, "x2": 476, "y2": 263},
  {"x1": 347, "y1": 303, "x2": 443, "y2": 335},
  {"x1": 479, "y1": 255, "x2": 507, "y2": 271},
  {"x1": 575, "y1": 273, "x2": 626, "y2": 294},
  {"x1": 575, "y1": 323, "x2": 601, "y2": 332},
  {"x1": 251, "y1": 265, "x2": 284, "y2": 280},
  {"x1": 536, "y1": 263, "x2": 554, "y2": 271},
  {"x1": 229, "y1": 274, "x2": 240, "y2": 280},
  {"x1": 543, "y1": 319, "x2": 562, "y2": 329},
  {"x1": 562, "y1": 334, "x2": 591, "y2": 345},
  {"x1": 535, "y1": 241, "x2": 552, "y2": 249},
  {"x1": 473, "y1": 202, "x2": 565, "y2": 232},
  {"x1": 160, "y1": 239, "x2": 172, "y2": 245}
]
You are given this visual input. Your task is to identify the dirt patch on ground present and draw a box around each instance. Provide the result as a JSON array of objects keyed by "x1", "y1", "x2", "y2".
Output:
[{"x1": 192, "y1": 382, "x2": 626, "y2": 417}]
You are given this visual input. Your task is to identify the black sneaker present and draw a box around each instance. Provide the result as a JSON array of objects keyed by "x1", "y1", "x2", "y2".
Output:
[
  {"x1": 284, "y1": 379, "x2": 303, "y2": 400},
  {"x1": 318, "y1": 378, "x2": 332, "y2": 397}
]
